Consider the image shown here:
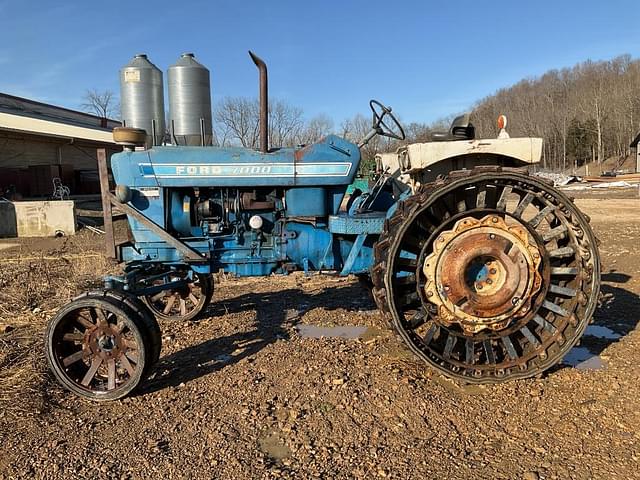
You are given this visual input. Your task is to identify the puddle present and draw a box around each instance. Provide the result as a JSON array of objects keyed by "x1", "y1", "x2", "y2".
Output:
[
  {"x1": 562, "y1": 347, "x2": 608, "y2": 370},
  {"x1": 560, "y1": 323, "x2": 623, "y2": 371},
  {"x1": 258, "y1": 431, "x2": 291, "y2": 461},
  {"x1": 295, "y1": 324, "x2": 368, "y2": 339},
  {"x1": 0, "y1": 243, "x2": 19, "y2": 251},
  {"x1": 584, "y1": 325, "x2": 621, "y2": 340}
]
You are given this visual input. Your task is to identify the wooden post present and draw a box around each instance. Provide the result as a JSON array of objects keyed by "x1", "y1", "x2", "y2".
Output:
[{"x1": 97, "y1": 148, "x2": 116, "y2": 259}]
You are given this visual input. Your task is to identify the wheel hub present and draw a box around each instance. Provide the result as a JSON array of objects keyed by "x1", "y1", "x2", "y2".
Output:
[
  {"x1": 87, "y1": 325, "x2": 124, "y2": 359},
  {"x1": 423, "y1": 215, "x2": 543, "y2": 334}
]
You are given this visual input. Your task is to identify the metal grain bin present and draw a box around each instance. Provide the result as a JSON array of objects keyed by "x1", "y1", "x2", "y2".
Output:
[
  {"x1": 168, "y1": 53, "x2": 212, "y2": 146},
  {"x1": 120, "y1": 54, "x2": 165, "y2": 146}
]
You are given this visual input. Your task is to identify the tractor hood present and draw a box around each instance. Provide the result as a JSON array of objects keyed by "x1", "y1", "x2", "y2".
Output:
[{"x1": 111, "y1": 135, "x2": 361, "y2": 188}]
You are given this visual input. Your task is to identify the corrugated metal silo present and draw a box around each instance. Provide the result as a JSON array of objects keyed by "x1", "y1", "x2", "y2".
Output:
[
  {"x1": 168, "y1": 53, "x2": 213, "y2": 146},
  {"x1": 120, "y1": 54, "x2": 165, "y2": 146}
]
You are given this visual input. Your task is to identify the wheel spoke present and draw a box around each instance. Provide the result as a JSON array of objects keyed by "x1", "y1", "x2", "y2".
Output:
[
  {"x1": 407, "y1": 310, "x2": 426, "y2": 329},
  {"x1": 62, "y1": 350, "x2": 85, "y2": 367},
  {"x1": 119, "y1": 354, "x2": 136, "y2": 376},
  {"x1": 151, "y1": 291, "x2": 167, "y2": 302},
  {"x1": 163, "y1": 295, "x2": 176, "y2": 314},
  {"x1": 533, "y1": 314, "x2": 557, "y2": 334},
  {"x1": 549, "y1": 284, "x2": 577, "y2": 297},
  {"x1": 501, "y1": 336, "x2": 518, "y2": 360},
  {"x1": 542, "y1": 225, "x2": 568, "y2": 242},
  {"x1": 62, "y1": 332, "x2": 84, "y2": 342},
  {"x1": 513, "y1": 192, "x2": 534, "y2": 218},
  {"x1": 550, "y1": 267, "x2": 578, "y2": 276},
  {"x1": 114, "y1": 318, "x2": 126, "y2": 333},
  {"x1": 188, "y1": 293, "x2": 199, "y2": 305},
  {"x1": 125, "y1": 350, "x2": 139, "y2": 364},
  {"x1": 396, "y1": 257, "x2": 418, "y2": 272},
  {"x1": 483, "y1": 340, "x2": 496, "y2": 365},
  {"x1": 542, "y1": 299, "x2": 570, "y2": 317},
  {"x1": 179, "y1": 299, "x2": 187, "y2": 316},
  {"x1": 549, "y1": 246, "x2": 575, "y2": 258},
  {"x1": 423, "y1": 324, "x2": 437, "y2": 345},
  {"x1": 465, "y1": 339, "x2": 475, "y2": 365},
  {"x1": 520, "y1": 325, "x2": 540, "y2": 347},
  {"x1": 476, "y1": 190, "x2": 487, "y2": 208},
  {"x1": 529, "y1": 205, "x2": 554, "y2": 228},
  {"x1": 81, "y1": 357, "x2": 102, "y2": 386},
  {"x1": 107, "y1": 359, "x2": 117, "y2": 390},
  {"x1": 443, "y1": 334, "x2": 457, "y2": 359},
  {"x1": 92, "y1": 307, "x2": 108, "y2": 327},
  {"x1": 76, "y1": 314, "x2": 94, "y2": 330},
  {"x1": 496, "y1": 185, "x2": 512, "y2": 211}
]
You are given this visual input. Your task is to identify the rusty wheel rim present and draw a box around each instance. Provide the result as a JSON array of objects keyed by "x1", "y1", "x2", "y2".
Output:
[
  {"x1": 423, "y1": 214, "x2": 543, "y2": 334},
  {"x1": 49, "y1": 302, "x2": 144, "y2": 396}
]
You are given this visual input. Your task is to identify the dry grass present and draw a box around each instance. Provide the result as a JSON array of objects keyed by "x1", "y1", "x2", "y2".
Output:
[
  {"x1": 0, "y1": 320, "x2": 49, "y2": 423},
  {"x1": 0, "y1": 242, "x2": 117, "y2": 423}
]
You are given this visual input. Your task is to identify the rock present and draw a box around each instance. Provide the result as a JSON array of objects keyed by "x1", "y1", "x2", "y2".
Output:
[{"x1": 522, "y1": 472, "x2": 539, "y2": 480}]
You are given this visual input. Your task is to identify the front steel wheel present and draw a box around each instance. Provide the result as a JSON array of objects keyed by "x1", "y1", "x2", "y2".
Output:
[
  {"x1": 372, "y1": 168, "x2": 600, "y2": 383},
  {"x1": 45, "y1": 293, "x2": 149, "y2": 400}
]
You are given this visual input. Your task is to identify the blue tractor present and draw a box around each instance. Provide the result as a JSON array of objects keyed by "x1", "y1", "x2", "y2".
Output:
[{"x1": 45, "y1": 53, "x2": 601, "y2": 400}]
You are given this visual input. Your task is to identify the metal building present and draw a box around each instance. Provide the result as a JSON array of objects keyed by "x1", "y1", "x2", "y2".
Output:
[{"x1": 0, "y1": 93, "x2": 121, "y2": 197}]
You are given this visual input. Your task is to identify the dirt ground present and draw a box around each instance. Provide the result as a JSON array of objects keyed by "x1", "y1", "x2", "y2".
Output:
[{"x1": 0, "y1": 198, "x2": 639, "y2": 479}]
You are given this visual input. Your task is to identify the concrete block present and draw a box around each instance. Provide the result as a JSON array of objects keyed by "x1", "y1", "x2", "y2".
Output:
[{"x1": 0, "y1": 200, "x2": 76, "y2": 238}]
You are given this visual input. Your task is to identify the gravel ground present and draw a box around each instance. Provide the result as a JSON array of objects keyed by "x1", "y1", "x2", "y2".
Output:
[{"x1": 0, "y1": 198, "x2": 639, "y2": 479}]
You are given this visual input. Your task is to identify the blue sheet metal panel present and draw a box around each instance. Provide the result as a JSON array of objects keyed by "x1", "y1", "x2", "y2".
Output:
[
  {"x1": 326, "y1": 186, "x2": 347, "y2": 215},
  {"x1": 110, "y1": 135, "x2": 360, "y2": 188},
  {"x1": 285, "y1": 187, "x2": 327, "y2": 216},
  {"x1": 127, "y1": 188, "x2": 169, "y2": 244},
  {"x1": 328, "y1": 213, "x2": 385, "y2": 235}
]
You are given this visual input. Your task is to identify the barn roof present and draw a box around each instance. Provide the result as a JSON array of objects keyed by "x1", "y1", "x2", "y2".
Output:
[{"x1": 0, "y1": 93, "x2": 119, "y2": 144}]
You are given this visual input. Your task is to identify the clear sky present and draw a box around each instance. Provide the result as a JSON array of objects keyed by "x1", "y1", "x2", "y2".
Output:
[{"x1": 1, "y1": 0, "x2": 639, "y2": 125}]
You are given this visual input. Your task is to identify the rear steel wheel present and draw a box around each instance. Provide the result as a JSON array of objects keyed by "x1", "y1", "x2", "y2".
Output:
[
  {"x1": 45, "y1": 293, "x2": 149, "y2": 400},
  {"x1": 142, "y1": 270, "x2": 213, "y2": 322},
  {"x1": 372, "y1": 168, "x2": 600, "y2": 383}
]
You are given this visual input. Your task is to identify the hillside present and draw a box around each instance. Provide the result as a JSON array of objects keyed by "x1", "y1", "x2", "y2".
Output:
[{"x1": 470, "y1": 55, "x2": 640, "y2": 172}]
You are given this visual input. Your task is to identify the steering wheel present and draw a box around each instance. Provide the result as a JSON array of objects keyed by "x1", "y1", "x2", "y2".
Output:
[{"x1": 370, "y1": 100, "x2": 405, "y2": 141}]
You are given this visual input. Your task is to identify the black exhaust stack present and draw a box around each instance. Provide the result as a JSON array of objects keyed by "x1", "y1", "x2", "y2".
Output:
[{"x1": 249, "y1": 51, "x2": 268, "y2": 153}]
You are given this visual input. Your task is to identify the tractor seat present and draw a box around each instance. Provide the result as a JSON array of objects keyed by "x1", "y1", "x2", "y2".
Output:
[{"x1": 430, "y1": 113, "x2": 475, "y2": 142}]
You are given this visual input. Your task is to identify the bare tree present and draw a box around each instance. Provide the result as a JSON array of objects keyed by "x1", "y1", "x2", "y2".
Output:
[
  {"x1": 214, "y1": 96, "x2": 305, "y2": 148},
  {"x1": 269, "y1": 99, "x2": 304, "y2": 147},
  {"x1": 298, "y1": 114, "x2": 334, "y2": 144},
  {"x1": 215, "y1": 97, "x2": 260, "y2": 148},
  {"x1": 81, "y1": 89, "x2": 118, "y2": 119}
]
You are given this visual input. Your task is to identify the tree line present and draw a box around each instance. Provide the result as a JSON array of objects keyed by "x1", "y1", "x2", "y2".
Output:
[
  {"x1": 471, "y1": 55, "x2": 640, "y2": 171},
  {"x1": 83, "y1": 54, "x2": 640, "y2": 173}
]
